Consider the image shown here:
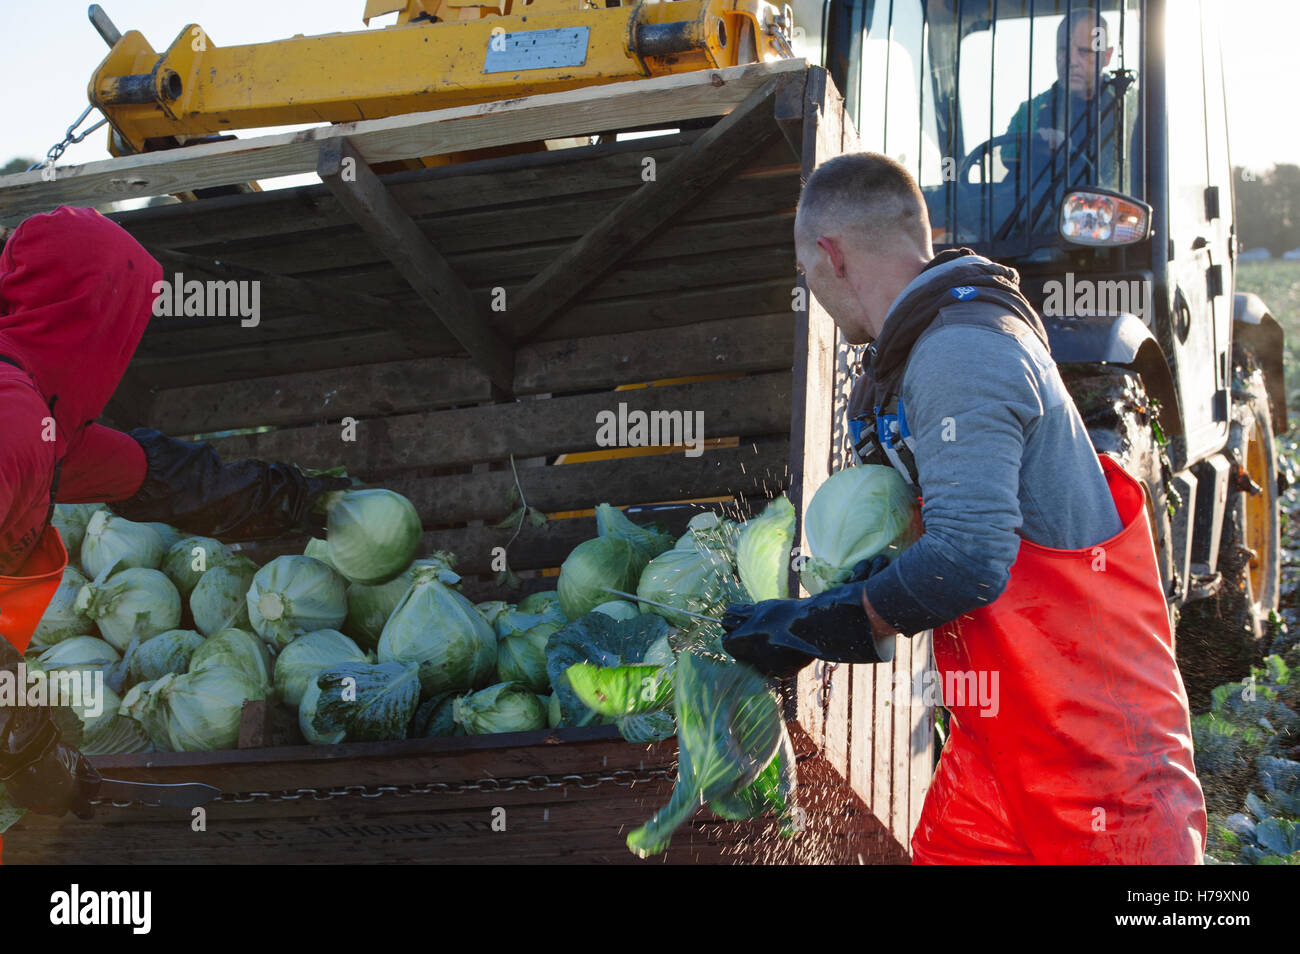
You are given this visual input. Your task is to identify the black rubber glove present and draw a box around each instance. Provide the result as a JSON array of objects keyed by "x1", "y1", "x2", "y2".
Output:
[
  {"x1": 0, "y1": 671, "x2": 101, "y2": 819},
  {"x1": 721, "y1": 555, "x2": 896, "y2": 680},
  {"x1": 111, "y1": 428, "x2": 353, "y2": 542}
]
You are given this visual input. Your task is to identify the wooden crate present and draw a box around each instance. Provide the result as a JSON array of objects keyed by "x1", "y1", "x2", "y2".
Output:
[{"x1": 0, "y1": 60, "x2": 933, "y2": 863}]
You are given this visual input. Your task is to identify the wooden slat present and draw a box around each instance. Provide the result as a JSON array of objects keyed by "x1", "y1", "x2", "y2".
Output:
[
  {"x1": 151, "y1": 163, "x2": 800, "y2": 281},
  {"x1": 146, "y1": 246, "x2": 445, "y2": 352},
  {"x1": 149, "y1": 313, "x2": 793, "y2": 436},
  {"x1": 203, "y1": 373, "x2": 790, "y2": 474},
  {"x1": 104, "y1": 130, "x2": 795, "y2": 251},
  {"x1": 320, "y1": 137, "x2": 514, "y2": 392},
  {"x1": 509, "y1": 73, "x2": 797, "y2": 340},
  {"x1": 127, "y1": 272, "x2": 795, "y2": 390},
  {"x1": 108, "y1": 133, "x2": 703, "y2": 247},
  {"x1": 790, "y1": 68, "x2": 839, "y2": 749},
  {"x1": 850, "y1": 657, "x2": 877, "y2": 818},
  {"x1": 0, "y1": 60, "x2": 809, "y2": 219},
  {"x1": 908, "y1": 630, "x2": 935, "y2": 850},
  {"x1": 386, "y1": 441, "x2": 790, "y2": 524},
  {"x1": 890, "y1": 634, "x2": 912, "y2": 848}
]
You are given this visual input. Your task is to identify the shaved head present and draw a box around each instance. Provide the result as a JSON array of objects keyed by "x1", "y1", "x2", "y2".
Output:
[
  {"x1": 794, "y1": 153, "x2": 934, "y2": 344},
  {"x1": 795, "y1": 152, "x2": 932, "y2": 256}
]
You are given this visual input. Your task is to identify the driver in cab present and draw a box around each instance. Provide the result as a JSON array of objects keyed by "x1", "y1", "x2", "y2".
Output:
[{"x1": 1002, "y1": 7, "x2": 1137, "y2": 190}]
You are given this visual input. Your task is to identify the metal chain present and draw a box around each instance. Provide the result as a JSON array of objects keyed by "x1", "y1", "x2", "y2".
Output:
[
  {"x1": 26, "y1": 104, "x2": 110, "y2": 172},
  {"x1": 89, "y1": 767, "x2": 677, "y2": 809}
]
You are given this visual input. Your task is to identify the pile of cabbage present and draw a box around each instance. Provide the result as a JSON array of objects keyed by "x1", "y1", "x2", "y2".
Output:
[{"x1": 32, "y1": 467, "x2": 919, "y2": 856}]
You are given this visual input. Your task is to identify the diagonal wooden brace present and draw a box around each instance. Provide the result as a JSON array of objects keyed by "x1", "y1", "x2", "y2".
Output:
[{"x1": 318, "y1": 137, "x2": 514, "y2": 395}]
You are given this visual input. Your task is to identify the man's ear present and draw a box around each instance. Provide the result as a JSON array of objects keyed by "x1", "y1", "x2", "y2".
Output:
[{"x1": 816, "y1": 236, "x2": 846, "y2": 278}]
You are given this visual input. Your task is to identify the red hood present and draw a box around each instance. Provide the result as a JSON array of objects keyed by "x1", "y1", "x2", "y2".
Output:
[{"x1": 0, "y1": 206, "x2": 160, "y2": 456}]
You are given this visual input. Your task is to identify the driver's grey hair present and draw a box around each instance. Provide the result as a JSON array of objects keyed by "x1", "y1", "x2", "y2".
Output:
[
  {"x1": 795, "y1": 152, "x2": 931, "y2": 255},
  {"x1": 1058, "y1": 7, "x2": 1109, "y2": 54}
]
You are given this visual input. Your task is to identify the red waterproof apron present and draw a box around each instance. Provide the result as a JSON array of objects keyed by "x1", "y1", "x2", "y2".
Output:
[
  {"x1": 911, "y1": 452, "x2": 1207, "y2": 864},
  {"x1": 0, "y1": 525, "x2": 68, "y2": 863},
  {"x1": 0, "y1": 524, "x2": 66, "y2": 656}
]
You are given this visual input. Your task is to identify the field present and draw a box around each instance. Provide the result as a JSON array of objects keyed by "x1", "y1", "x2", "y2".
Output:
[{"x1": 1197, "y1": 261, "x2": 1300, "y2": 864}]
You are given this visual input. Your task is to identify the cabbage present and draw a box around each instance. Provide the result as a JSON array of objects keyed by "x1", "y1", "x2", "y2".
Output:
[
  {"x1": 124, "y1": 629, "x2": 205, "y2": 684},
  {"x1": 162, "y1": 537, "x2": 240, "y2": 599},
  {"x1": 303, "y1": 538, "x2": 337, "y2": 569},
  {"x1": 323, "y1": 489, "x2": 422, "y2": 585},
  {"x1": 475, "y1": 601, "x2": 512, "y2": 629},
  {"x1": 80, "y1": 511, "x2": 165, "y2": 578},
  {"x1": 36, "y1": 636, "x2": 120, "y2": 679},
  {"x1": 557, "y1": 536, "x2": 649, "y2": 620},
  {"x1": 636, "y1": 547, "x2": 745, "y2": 628},
  {"x1": 124, "y1": 666, "x2": 264, "y2": 752},
  {"x1": 592, "y1": 600, "x2": 640, "y2": 621},
  {"x1": 246, "y1": 555, "x2": 348, "y2": 650},
  {"x1": 800, "y1": 465, "x2": 921, "y2": 594},
  {"x1": 297, "y1": 679, "x2": 345, "y2": 745},
  {"x1": 345, "y1": 558, "x2": 456, "y2": 652},
  {"x1": 70, "y1": 686, "x2": 151, "y2": 755},
  {"x1": 273, "y1": 629, "x2": 368, "y2": 707},
  {"x1": 190, "y1": 557, "x2": 258, "y2": 636},
  {"x1": 378, "y1": 564, "x2": 497, "y2": 697},
  {"x1": 144, "y1": 523, "x2": 184, "y2": 552},
  {"x1": 307, "y1": 661, "x2": 421, "y2": 743},
  {"x1": 518, "y1": 591, "x2": 560, "y2": 615},
  {"x1": 452, "y1": 682, "x2": 546, "y2": 734},
  {"x1": 74, "y1": 567, "x2": 182, "y2": 652},
  {"x1": 496, "y1": 619, "x2": 561, "y2": 693},
  {"x1": 675, "y1": 512, "x2": 743, "y2": 559},
  {"x1": 594, "y1": 503, "x2": 675, "y2": 561},
  {"x1": 30, "y1": 566, "x2": 95, "y2": 649},
  {"x1": 50, "y1": 503, "x2": 105, "y2": 556},
  {"x1": 189, "y1": 628, "x2": 273, "y2": 696},
  {"x1": 547, "y1": 692, "x2": 562, "y2": 728},
  {"x1": 411, "y1": 692, "x2": 462, "y2": 738},
  {"x1": 735, "y1": 495, "x2": 796, "y2": 601}
]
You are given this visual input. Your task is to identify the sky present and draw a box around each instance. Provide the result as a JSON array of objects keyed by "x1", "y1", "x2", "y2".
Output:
[{"x1": 0, "y1": 0, "x2": 1295, "y2": 175}]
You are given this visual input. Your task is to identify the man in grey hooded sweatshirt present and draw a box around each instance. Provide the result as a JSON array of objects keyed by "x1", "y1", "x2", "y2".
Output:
[{"x1": 721, "y1": 152, "x2": 1206, "y2": 864}]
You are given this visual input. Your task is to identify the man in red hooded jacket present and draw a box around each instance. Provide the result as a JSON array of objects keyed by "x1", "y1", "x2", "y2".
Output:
[{"x1": 0, "y1": 207, "x2": 348, "y2": 838}]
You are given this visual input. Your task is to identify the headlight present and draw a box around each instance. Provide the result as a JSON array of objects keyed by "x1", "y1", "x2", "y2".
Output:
[{"x1": 1060, "y1": 190, "x2": 1151, "y2": 246}]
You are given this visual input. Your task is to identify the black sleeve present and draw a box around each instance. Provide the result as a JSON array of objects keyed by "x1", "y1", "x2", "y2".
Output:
[{"x1": 109, "y1": 428, "x2": 350, "y2": 543}]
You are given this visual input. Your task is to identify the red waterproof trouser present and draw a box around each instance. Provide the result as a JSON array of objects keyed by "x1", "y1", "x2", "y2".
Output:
[
  {"x1": 911, "y1": 453, "x2": 1207, "y2": 864},
  {"x1": 0, "y1": 525, "x2": 69, "y2": 863}
]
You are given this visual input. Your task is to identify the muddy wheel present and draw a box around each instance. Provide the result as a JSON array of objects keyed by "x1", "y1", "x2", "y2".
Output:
[
  {"x1": 1176, "y1": 348, "x2": 1281, "y2": 707},
  {"x1": 1060, "y1": 364, "x2": 1178, "y2": 617}
]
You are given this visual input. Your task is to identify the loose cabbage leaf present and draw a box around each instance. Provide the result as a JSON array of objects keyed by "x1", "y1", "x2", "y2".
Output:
[
  {"x1": 312, "y1": 661, "x2": 421, "y2": 743},
  {"x1": 545, "y1": 612, "x2": 670, "y2": 727},
  {"x1": 626, "y1": 652, "x2": 782, "y2": 857},
  {"x1": 565, "y1": 663, "x2": 673, "y2": 716}
]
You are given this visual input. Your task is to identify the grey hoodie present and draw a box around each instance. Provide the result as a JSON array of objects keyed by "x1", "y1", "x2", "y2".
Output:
[{"x1": 857, "y1": 252, "x2": 1124, "y2": 636}]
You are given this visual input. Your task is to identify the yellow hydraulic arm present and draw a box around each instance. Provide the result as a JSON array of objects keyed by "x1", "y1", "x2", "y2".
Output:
[{"x1": 88, "y1": 0, "x2": 796, "y2": 156}]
